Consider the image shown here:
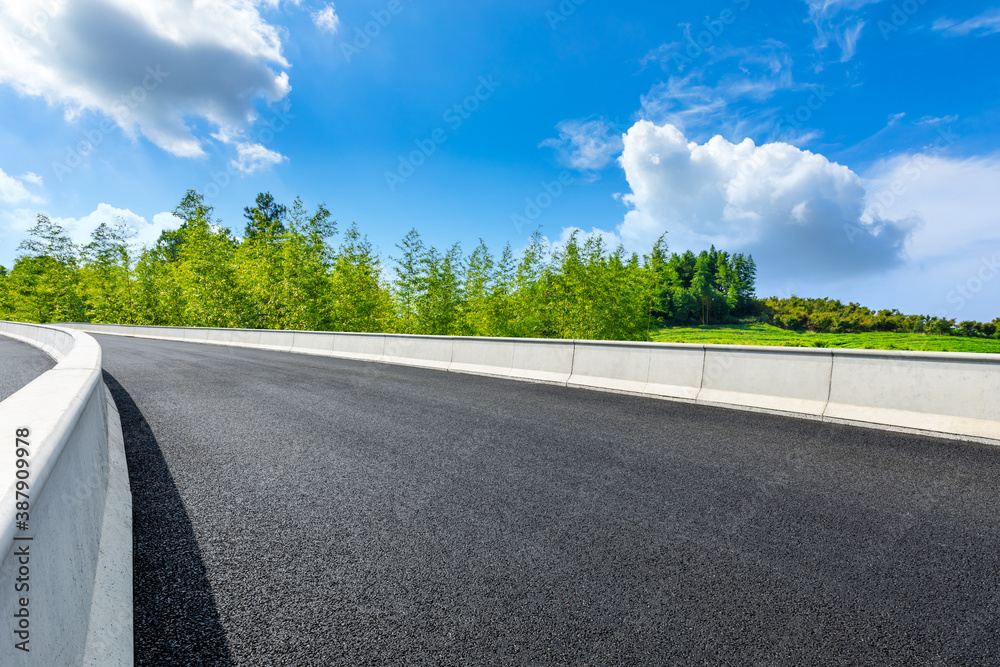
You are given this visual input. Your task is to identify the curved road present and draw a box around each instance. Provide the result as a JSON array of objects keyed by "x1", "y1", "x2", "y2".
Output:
[
  {"x1": 0, "y1": 335, "x2": 55, "y2": 401},
  {"x1": 96, "y1": 334, "x2": 1000, "y2": 666}
]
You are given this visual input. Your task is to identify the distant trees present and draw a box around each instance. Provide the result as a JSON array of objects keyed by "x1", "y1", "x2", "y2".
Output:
[
  {"x1": 652, "y1": 245, "x2": 757, "y2": 325},
  {"x1": 2, "y1": 188, "x2": 997, "y2": 341},
  {"x1": 757, "y1": 296, "x2": 1000, "y2": 338}
]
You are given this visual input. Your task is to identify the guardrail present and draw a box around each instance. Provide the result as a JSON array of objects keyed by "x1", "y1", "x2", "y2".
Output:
[
  {"x1": 62, "y1": 323, "x2": 1000, "y2": 446},
  {"x1": 0, "y1": 322, "x2": 132, "y2": 665}
]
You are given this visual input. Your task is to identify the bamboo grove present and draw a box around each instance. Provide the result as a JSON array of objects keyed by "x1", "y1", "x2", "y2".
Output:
[{"x1": 0, "y1": 190, "x2": 759, "y2": 341}]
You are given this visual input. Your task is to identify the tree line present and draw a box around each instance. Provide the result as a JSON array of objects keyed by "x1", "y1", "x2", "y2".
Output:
[
  {"x1": 1, "y1": 189, "x2": 996, "y2": 340},
  {"x1": 0, "y1": 190, "x2": 757, "y2": 341},
  {"x1": 759, "y1": 296, "x2": 1000, "y2": 338}
]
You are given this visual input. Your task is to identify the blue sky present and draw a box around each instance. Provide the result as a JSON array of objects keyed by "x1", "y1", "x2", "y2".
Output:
[{"x1": 1, "y1": 0, "x2": 999, "y2": 320}]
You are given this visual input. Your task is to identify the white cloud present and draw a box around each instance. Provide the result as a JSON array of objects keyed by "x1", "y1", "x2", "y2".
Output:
[
  {"x1": 19, "y1": 172, "x2": 43, "y2": 187},
  {"x1": 0, "y1": 167, "x2": 44, "y2": 204},
  {"x1": 612, "y1": 120, "x2": 914, "y2": 280},
  {"x1": 57, "y1": 203, "x2": 182, "y2": 250},
  {"x1": 540, "y1": 118, "x2": 623, "y2": 172},
  {"x1": 836, "y1": 19, "x2": 865, "y2": 61},
  {"x1": 934, "y1": 9, "x2": 1000, "y2": 37},
  {"x1": 230, "y1": 142, "x2": 288, "y2": 174},
  {"x1": 862, "y1": 153, "x2": 1000, "y2": 262},
  {"x1": 0, "y1": 0, "x2": 291, "y2": 158},
  {"x1": 256, "y1": 0, "x2": 302, "y2": 8},
  {"x1": 0, "y1": 203, "x2": 182, "y2": 267},
  {"x1": 805, "y1": 0, "x2": 883, "y2": 61},
  {"x1": 312, "y1": 4, "x2": 340, "y2": 34}
]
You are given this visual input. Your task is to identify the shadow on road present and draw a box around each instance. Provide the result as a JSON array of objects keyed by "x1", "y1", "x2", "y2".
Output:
[{"x1": 105, "y1": 372, "x2": 235, "y2": 666}]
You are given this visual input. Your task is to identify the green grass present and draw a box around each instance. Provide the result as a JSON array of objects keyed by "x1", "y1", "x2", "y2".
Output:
[{"x1": 651, "y1": 323, "x2": 1000, "y2": 354}]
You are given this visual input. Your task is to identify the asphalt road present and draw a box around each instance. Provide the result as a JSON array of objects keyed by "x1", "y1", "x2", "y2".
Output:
[
  {"x1": 0, "y1": 334, "x2": 55, "y2": 402},
  {"x1": 96, "y1": 334, "x2": 1000, "y2": 666}
]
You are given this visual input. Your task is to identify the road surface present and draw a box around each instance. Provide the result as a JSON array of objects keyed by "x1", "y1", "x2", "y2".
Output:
[
  {"x1": 0, "y1": 335, "x2": 55, "y2": 402},
  {"x1": 96, "y1": 334, "x2": 1000, "y2": 666}
]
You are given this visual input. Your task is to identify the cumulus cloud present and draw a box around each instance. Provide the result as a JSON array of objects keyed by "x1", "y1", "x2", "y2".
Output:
[
  {"x1": 614, "y1": 120, "x2": 914, "y2": 279},
  {"x1": 933, "y1": 9, "x2": 1000, "y2": 37},
  {"x1": 312, "y1": 4, "x2": 340, "y2": 34},
  {"x1": 0, "y1": 167, "x2": 44, "y2": 204},
  {"x1": 540, "y1": 118, "x2": 623, "y2": 172},
  {"x1": 0, "y1": 0, "x2": 291, "y2": 158},
  {"x1": 230, "y1": 142, "x2": 288, "y2": 174}
]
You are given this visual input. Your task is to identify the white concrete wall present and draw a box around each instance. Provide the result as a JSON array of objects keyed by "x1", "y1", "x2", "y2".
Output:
[
  {"x1": 382, "y1": 334, "x2": 453, "y2": 370},
  {"x1": 332, "y1": 333, "x2": 385, "y2": 362},
  {"x1": 698, "y1": 346, "x2": 833, "y2": 417},
  {"x1": 509, "y1": 339, "x2": 575, "y2": 385},
  {"x1": 643, "y1": 344, "x2": 704, "y2": 401},
  {"x1": 58, "y1": 323, "x2": 1000, "y2": 445},
  {"x1": 825, "y1": 349, "x2": 1000, "y2": 441},
  {"x1": 0, "y1": 322, "x2": 132, "y2": 665},
  {"x1": 450, "y1": 337, "x2": 515, "y2": 377},
  {"x1": 569, "y1": 341, "x2": 650, "y2": 394}
]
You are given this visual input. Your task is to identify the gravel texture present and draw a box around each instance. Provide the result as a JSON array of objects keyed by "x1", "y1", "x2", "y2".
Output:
[
  {"x1": 97, "y1": 334, "x2": 1000, "y2": 666},
  {"x1": 0, "y1": 334, "x2": 55, "y2": 402}
]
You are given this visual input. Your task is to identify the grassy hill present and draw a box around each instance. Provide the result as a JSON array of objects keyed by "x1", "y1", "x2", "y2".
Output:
[{"x1": 651, "y1": 323, "x2": 1000, "y2": 354}]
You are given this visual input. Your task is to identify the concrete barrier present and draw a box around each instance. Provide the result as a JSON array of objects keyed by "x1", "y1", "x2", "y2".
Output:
[
  {"x1": 450, "y1": 337, "x2": 514, "y2": 377},
  {"x1": 333, "y1": 333, "x2": 385, "y2": 362},
  {"x1": 825, "y1": 349, "x2": 1000, "y2": 441},
  {"x1": 232, "y1": 328, "x2": 263, "y2": 347},
  {"x1": 0, "y1": 322, "x2": 132, "y2": 665},
  {"x1": 382, "y1": 334, "x2": 453, "y2": 370},
  {"x1": 58, "y1": 323, "x2": 1000, "y2": 445},
  {"x1": 253, "y1": 329, "x2": 294, "y2": 353},
  {"x1": 569, "y1": 341, "x2": 650, "y2": 394},
  {"x1": 509, "y1": 339, "x2": 575, "y2": 385},
  {"x1": 204, "y1": 327, "x2": 234, "y2": 344},
  {"x1": 698, "y1": 346, "x2": 833, "y2": 417},
  {"x1": 643, "y1": 344, "x2": 705, "y2": 401},
  {"x1": 291, "y1": 331, "x2": 337, "y2": 357}
]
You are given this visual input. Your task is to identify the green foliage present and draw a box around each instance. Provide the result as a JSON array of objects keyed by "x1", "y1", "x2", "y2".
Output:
[
  {"x1": 653, "y1": 245, "x2": 757, "y2": 326},
  {"x1": 5, "y1": 190, "x2": 998, "y2": 348},
  {"x1": 756, "y1": 296, "x2": 999, "y2": 338},
  {"x1": 5, "y1": 191, "x2": 998, "y2": 348},
  {"x1": 243, "y1": 192, "x2": 288, "y2": 242},
  {"x1": 4, "y1": 215, "x2": 86, "y2": 323}
]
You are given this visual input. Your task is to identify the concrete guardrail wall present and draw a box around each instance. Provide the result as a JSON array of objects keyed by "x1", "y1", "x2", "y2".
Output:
[
  {"x1": 0, "y1": 322, "x2": 131, "y2": 665},
  {"x1": 62, "y1": 323, "x2": 1000, "y2": 446}
]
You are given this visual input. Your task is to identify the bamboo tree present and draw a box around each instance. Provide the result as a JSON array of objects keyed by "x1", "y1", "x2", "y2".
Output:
[{"x1": 9, "y1": 215, "x2": 84, "y2": 323}]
